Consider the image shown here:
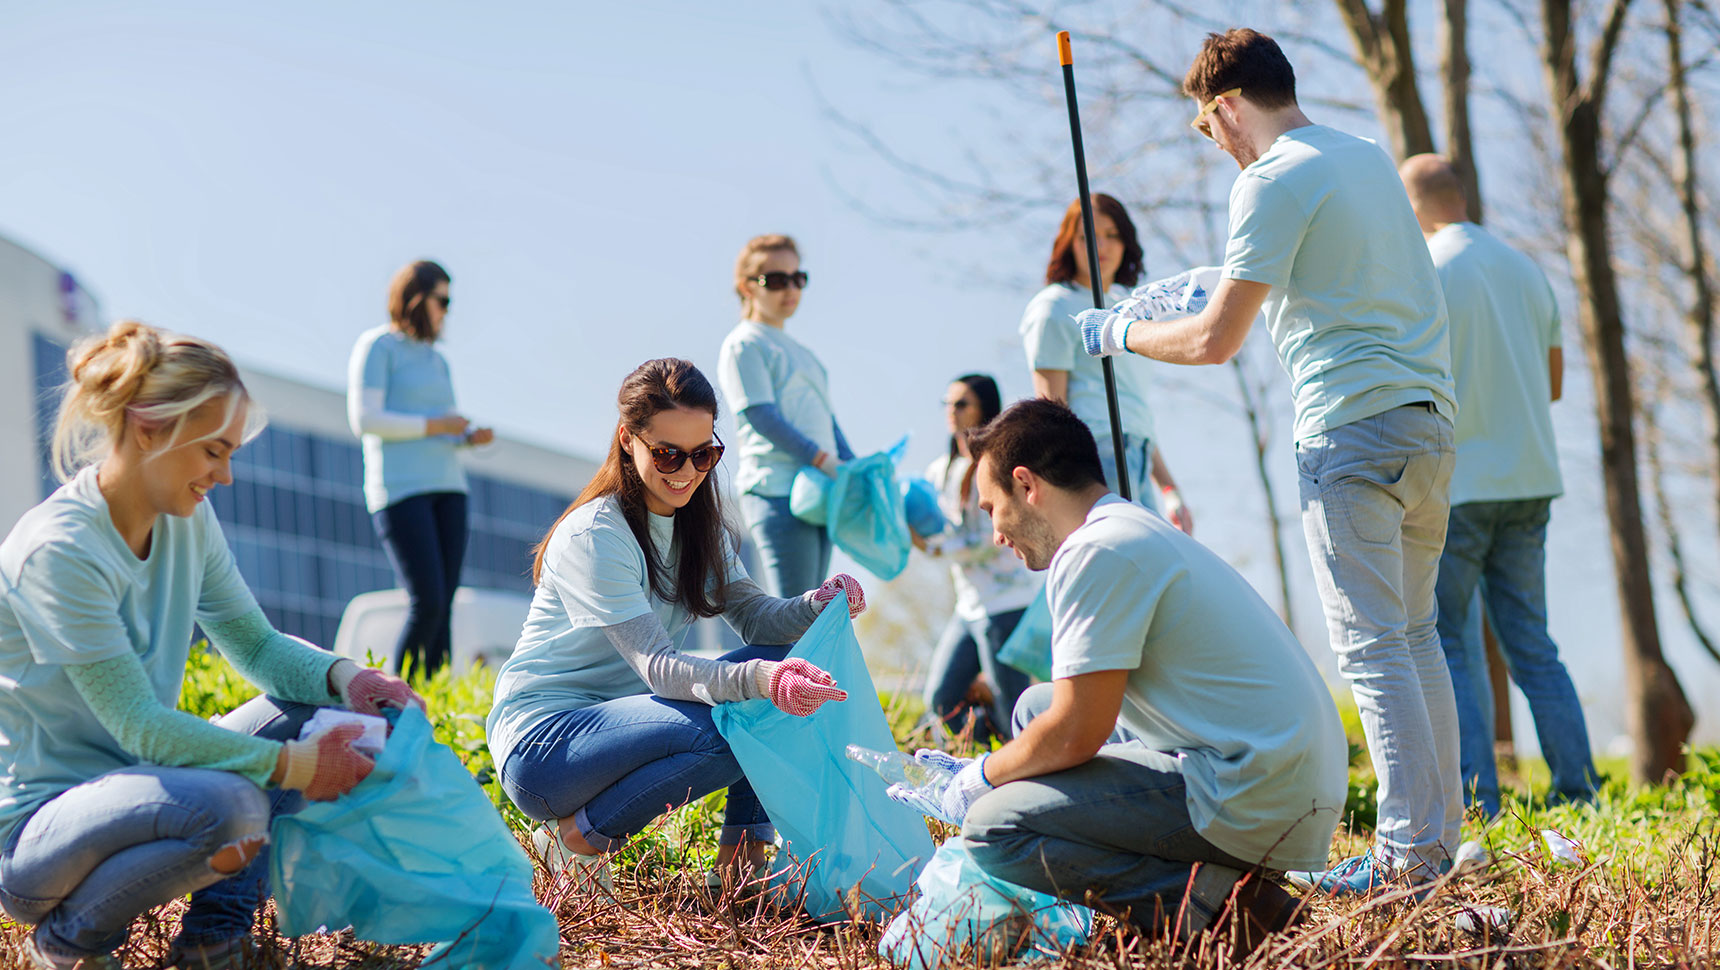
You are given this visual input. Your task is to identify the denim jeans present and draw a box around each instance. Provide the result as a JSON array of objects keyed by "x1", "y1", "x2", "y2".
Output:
[
  {"x1": 1436, "y1": 498, "x2": 1598, "y2": 816},
  {"x1": 922, "y1": 609, "x2": 1032, "y2": 743},
  {"x1": 1093, "y1": 432, "x2": 1161, "y2": 514},
  {"x1": 0, "y1": 696, "x2": 316, "y2": 962},
  {"x1": 961, "y1": 684, "x2": 1250, "y2": 935},
  {"x1": 374, "y1": 490, "x2": 468, "y2": 676},
  {"x1": 499, "y1": 644, "x2": 789, "y2": 851},
  {"x1": 1296, "y1": 404, "x2": 1461, "y2": 869},
  {"x1": 739, "y1": 492, "x2": 832, "y2": 599}
]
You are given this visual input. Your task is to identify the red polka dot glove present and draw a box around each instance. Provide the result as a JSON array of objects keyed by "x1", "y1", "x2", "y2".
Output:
[
  {"x1": 758, "y1": 658, "x2": 848, "y2": 717},
  {"x1": 811, "y1": 573, "x2": 867, "y2": 619},
  {"x1": 336, "y1": 665, "x2": 427, "y2": 717},
  {"x1": 280, "y1": 723, "x2": 376, "y2": 801}
]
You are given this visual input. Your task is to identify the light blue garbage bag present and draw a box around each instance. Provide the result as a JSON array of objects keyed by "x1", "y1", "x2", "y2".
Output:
[
  {"x1": 790, "y1": 467, "x2": 832, "y2": 526},
  {"x1": 880, "y1": 837, "x2": 1093, "y2": 970},
  {"x1": 270, "y1": 707, "x2": 560, "y2": 970},
  {"x1": 900, "y1": 477, "x2": 945, "y2": 538},
  {"x1": 712, "y1": 591, "x2": 935, "y2": 923},
  {"x1": 995, "y1": 587, "x2": 1052, "y2": 682},
  {"x1": 826, "y1": 437, "x2": 913, "y2": 580}
]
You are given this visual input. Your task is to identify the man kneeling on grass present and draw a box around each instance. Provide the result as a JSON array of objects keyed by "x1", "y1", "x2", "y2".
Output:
[{"x1": 892, "y1": 399, "x2": 1348, "y2": 952}]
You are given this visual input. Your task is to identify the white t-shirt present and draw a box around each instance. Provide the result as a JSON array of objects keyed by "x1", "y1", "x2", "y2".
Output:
[
  {"x1": 1428, "y1": 223, "x2": 1564, "y2": 504},
  {"x1": 1020, "y1": 283, "x2": 1158, "y2": 445},
  {"x1": 1222, "y1": 125, "x2": 1456, "y2": 440},
  {"x1": 924, "y1": 453, "x2": 1042, "y2": 622},
  {"x1": 1046, "y1": 496, "x2": 1348, "y2": 870},
  {"x1": 717, "y1": 320, "x2": 838, "y2": 498},
  {"x1": 485, "y1": 495, "x2": 746, "y2": 766},
  {"x1": 0, "y1": 466, "x2": 260, "y2": 848}
]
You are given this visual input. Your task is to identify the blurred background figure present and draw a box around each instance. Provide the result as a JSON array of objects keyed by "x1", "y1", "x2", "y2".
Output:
[
  {"x1": 718, "y1": 235, "x2": 855, "y2": 598},
  {"x1": 915, "y1": 373, "x2": 1039, "y2": 743},
  {"x1": 1020, "y1": 194, "x2": 1192, "y2": 533},
  {"x1": 346, "y1": 260, "x2": 492, "y2": 676}
]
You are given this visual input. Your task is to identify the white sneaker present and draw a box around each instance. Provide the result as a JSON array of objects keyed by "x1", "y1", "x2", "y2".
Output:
[
  {"x1": 531, "y1": 824, "x2": 616, "y2": 897},
  {"x1": 24, "y1": 935, "x2": 122, "y2": 970}
]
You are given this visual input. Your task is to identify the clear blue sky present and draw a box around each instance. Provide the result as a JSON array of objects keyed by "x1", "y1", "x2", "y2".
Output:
[{"x1": 3, "y1": 0, "x2": 1714, "y2": 751}]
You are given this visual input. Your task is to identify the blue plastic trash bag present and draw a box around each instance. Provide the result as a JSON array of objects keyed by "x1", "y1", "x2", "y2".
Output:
[
  {"x1": 713, "y1": 591, "x2": 935, "y2": 923},
  {"x1": 880, "y1": 837, "x2": 1093, "y2": 970},
  {"x1": 790, "y1": 467, "x2": 831, "y2": 526},
  {"x1": 270, "y1": 707, "x2": 560, "y2": 970},
  {"x1": 826, "y1": 437, "x2": 913, "y2": 580},
  {"x1": 995, "y1": 587, "x2": 1052, "y2": 682},
  {"x1": 900, "y1": 477, "x2": 945, "y2": 538}
]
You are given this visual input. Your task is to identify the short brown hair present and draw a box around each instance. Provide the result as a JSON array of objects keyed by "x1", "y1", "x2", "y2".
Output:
[
  {"x1": 1044, "y1": 194, "x2": 1145, "y2": 288},
  {"x1": 1183, "y1": 29, "x2": 1297, "y2": 110},
  {"x1": 387, "y1": 260, "x2": 451, "y2": 343},
  {"x1": 968, "y1": 398, "x2": 1105, "y2": 493}
]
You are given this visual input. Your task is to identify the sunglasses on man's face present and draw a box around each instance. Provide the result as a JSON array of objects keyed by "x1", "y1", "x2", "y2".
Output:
[
  {"x1": 1190, "y1": 87, "x2": 1242, "y2": 141},
  {"x1": 753, "y1": 271, "x2": 809, "y2": 291},
  {"x1": 637, "y1": 434, "x2": 725, "y2": 474}
]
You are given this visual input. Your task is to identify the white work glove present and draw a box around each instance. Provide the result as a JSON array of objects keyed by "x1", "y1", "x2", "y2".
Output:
[
  {"x1": 1079, "y1": 266, "x2": 1223, "y2": 359},
  {"x1": 1161, "y1": 486, "x2": 1193, "y2": 535},
  {"x1": 885, "y1": 753, "x2": 993, "y2": 825}
]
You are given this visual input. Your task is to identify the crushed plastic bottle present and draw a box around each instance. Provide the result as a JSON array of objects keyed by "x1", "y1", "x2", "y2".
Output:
[{"x1": 846, "y1": 744, "x2": 954, "y2": 800}]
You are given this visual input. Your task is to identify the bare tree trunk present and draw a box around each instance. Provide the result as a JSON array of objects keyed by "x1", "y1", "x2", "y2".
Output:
[
  {"x1": 1333, "y1": 0, "x2": 1437, "y2": 159},
  {"x1": 1230, "y1": 356, "x2": 1295, "y2": 629},
  {"x1": 1641, "y1": 379, "x2": 1720, "y2": 664},
  {"x1": 1664, "y1": 0, "x2": 1720, "y2": 544},
  {"x1": 1541, "y1": 0, "x2": 1693, "y2": 782},
  {"x1": 1439, "y1": 0, "x2": 1484, "y2": 221}
]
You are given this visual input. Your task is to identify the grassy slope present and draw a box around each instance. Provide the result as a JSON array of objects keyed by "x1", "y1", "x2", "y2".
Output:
[{"x1": 2, "y1": 648, "x2": 1714, "y2": 968}]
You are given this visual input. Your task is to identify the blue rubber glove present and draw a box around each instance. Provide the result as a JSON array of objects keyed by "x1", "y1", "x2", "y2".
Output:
[{"x1": 885, "y1": 754, "x2": 993, "y2": 825}]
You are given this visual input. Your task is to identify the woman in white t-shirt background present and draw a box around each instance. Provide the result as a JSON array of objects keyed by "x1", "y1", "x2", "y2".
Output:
[
  {"x1": 717, "y1": 235, "x2": 856, "y2": 598},
  {"x1": 916, "y1": 374, "x2": 1040, "y2": 743},
  {"x1": 1019, "y1": 195, "x2": 1193, "y2": 534},
  {"x1": 487, "y1": 358, "x2": 862, "y2": 894}
]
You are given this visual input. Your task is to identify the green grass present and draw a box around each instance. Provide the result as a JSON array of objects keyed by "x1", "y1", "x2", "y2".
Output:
[{"x1": 0, "y1": 648, "x2": 1707, "y2": 968}]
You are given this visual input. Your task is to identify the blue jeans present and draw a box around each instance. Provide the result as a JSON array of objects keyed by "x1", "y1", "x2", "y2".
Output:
[
  {"x1": 1093, "y1": 432, "x2": 1160, "y2": 513},
  {"x1": 739, "y1": 492, "x2": 832, "y2": 599},
  {"x1": 961, "y1": 684, "x2": 1250, "y2": 935},
  {"x1": 499, "y1": 645, "x2": 788, "y2": 851},
  {"x1": 374, "y1": 490, "x2": 468, "y2": 676},
  {"x1": 1296, "y1": 404, "x2": 1461, "y2": 869},
  {"x1": 923, "y1": 609, "x2": 1032, "y2": 743},
  {"x1": 0, "y1": 696, "x2": 316, "y2": 962},
  {"x1": 1436, "y1": 498, "x2": 1597, "y2": 816}
]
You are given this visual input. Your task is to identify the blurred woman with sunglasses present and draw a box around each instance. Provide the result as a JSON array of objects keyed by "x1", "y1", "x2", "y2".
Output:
[
  {"x1": 916, "y1": 373, "x2": 1040, "y2": 744},
  {"x1": 487, "y1": 358, "x2": 864, "y2": 895},
  {"x1": 345, "y1": 260, "x2": 492, "y2": 677},
  {"x1": 1020, "y1": 196, "x2": 1194, "y2": 533},
  {"x1": 718, "y1": 235, "x2": 856, "y2": 598}
]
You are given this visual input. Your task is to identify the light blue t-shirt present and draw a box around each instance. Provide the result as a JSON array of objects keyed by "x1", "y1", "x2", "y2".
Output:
[
  {"x1": 0, "y1": 466, "x2": 261, "y2": 849},
  {"x1": 1020, "y1": 283, "x2": 1158, "y2": 446},
  {"x1": 1222, "y1": 125, "x2": 1456, "y2": 440},
  {"x1": 1428, "y1": 223, "x2": 1564, "y2": 504},
  {"x1": 717, "y1": 321, "x2": 839, "y2": 498},
  {"x1": 486, "y1": 495, "x2": 746, "y2": 766},
  {"x1": 348, "y1": 325, "x2": 468, "y2": 513},
  {"x1": 1046, "y1": 495, "x2": 1348, "y2": 870}
]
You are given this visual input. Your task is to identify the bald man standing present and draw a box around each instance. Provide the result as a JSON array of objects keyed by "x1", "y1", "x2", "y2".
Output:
[{"x1": 1399, "y1": 155, "x2": 1599, "y2": 818}]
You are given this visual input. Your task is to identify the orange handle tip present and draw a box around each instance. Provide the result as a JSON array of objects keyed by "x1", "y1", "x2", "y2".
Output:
[{"x1": 1057, "y1": 31, "x2": 1072, "y2": 65}]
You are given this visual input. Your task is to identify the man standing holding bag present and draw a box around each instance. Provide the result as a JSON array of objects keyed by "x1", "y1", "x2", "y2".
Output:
[{"x1": 1080, "y1": 28, "x2": 1462, "y2": 895}]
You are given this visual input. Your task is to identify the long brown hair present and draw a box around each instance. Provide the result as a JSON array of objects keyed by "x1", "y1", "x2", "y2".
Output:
[
  {"x1": 1043, "y1": 195, "x2": 1144, "y2": 288},
  {"x1": 387, "y1": 260, "x2": 451, "y2": 342},
  {"x1": 531, "y1": 359, "x2": 733, "y2": 618}
]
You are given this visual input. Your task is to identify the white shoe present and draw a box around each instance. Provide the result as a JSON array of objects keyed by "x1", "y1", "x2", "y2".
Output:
[
  {"x1": 24, "y1": 935, "x2": 122, "y2": 970},
  {"x1": 532, "y1": 824, "x2": 616, "y2": 896}
]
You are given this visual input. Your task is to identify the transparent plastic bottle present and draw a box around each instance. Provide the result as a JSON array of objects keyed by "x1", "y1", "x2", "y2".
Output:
[{"x1": 845, "y1": 744, "x2": 954, "y2": 799}]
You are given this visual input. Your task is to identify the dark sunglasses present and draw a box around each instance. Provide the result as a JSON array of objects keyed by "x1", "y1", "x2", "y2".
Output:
[
  {"x1": 428, "y1": 294, "x2": 451, "y2": 309},
  {"x1": 943, "y1": 398, "x2": 973, "y2": 410},
  {"x1": 637, "y1": 434, "x2": 725, "y2": 474},
  {"x1": 752, "y1": 271, "x2": 809, "y2": 291}
]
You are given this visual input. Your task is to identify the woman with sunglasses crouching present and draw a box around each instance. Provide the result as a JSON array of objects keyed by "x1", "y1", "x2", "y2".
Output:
[
  {"x1": 0, "y1": 322, "x2": 422, "y2": 970},
  {"x1": 717, "y1": 235, "x2": 856, "y2": 598},
  {"x1": 487, "y1": 358, "x2": 865, "y2": 896},
  {"x1": 345, "y1": 260, "x2": 493, "y2": 677}
]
